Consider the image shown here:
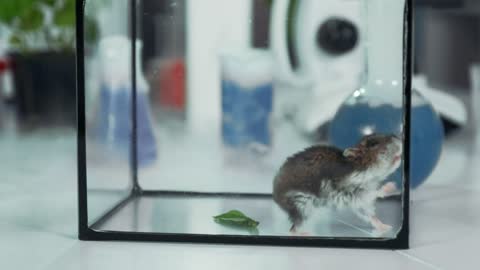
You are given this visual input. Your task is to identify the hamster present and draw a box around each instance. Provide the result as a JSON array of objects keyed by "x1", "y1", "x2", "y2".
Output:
[{"x1": 273, "y1": 134, "x2": 402, "y2": 234}]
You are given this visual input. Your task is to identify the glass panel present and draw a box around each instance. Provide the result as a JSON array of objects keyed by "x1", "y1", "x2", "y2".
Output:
[
  {"x1": 87, "y1": 0, "x2": 408, "y2": 240},
  {"x1": 84, "y1": 0, "x2": 133, "y2": 226},
  {"x1": 471, "y1": 64, "x2": 480, "y2": 149}
]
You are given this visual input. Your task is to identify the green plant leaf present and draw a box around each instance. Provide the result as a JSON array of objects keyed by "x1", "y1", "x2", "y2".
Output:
[
  {"x1": 18, "y1": 5, "x2": 44, "y2": 31},
  {"x1": 213, "y1": 210, "x2": 260, "y2": 228},
  {"x1": 85, "y1": 17, "x2": 99, "y2": 45},
  {"x1": 0, "y1": 1, "x2": 32, "y2": 25},
  {"x1": 0, "y1": 2, "x2": 15, "y2": 24},
  {"x1": 62, "y1": 0, "x2": 75, "y2": 11},
  {"x1": 39, "y1": 0, "x2": 57, "y2": 7},
  {"x1": 53, "y1": 4, "x2": 75, "y2": 27},
  {"x1": 9, "y1": 33, "x2": 24, "y2": 48}
]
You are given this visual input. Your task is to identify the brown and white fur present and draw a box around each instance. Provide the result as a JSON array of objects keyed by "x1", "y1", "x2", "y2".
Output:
[{"x1": 273, "y1": 134, "x2": 402, "y2": 234}]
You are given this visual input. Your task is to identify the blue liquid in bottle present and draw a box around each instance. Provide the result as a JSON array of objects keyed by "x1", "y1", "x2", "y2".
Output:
[
  {"x1": 222, "y1": 80, "x2": 273, "y2": 149},
  {"x1": 92, "y1": 84, "x2": 157, "y2": 168}
]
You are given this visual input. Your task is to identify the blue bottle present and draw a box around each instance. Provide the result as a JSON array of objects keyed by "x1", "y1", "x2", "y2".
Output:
[
  {"x1": 91, "y1": 37, "x2": 157, "y2": 167},
  {"x1": 220, "y1": 49, "x2": 274, "y2": 155}
]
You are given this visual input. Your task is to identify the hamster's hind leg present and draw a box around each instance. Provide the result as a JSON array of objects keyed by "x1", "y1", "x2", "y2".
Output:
[
  {"x1": 353, "y1": 205, "x2": 392, "y2": 233},
  {"x1": 285, "y1": 192, "x2": 316, "y2": 235}
]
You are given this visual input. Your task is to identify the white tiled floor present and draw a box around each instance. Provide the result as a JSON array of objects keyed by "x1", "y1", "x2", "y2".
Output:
[
  {"x1": 405, "y1": 230, "x2": 480, "y2": 270},
  {"x1": 1, "y1": 125, "x2": 479, "y2": 270},
  {"x1": 46, "y1": 242, "x2": 435, "y2": 270}
]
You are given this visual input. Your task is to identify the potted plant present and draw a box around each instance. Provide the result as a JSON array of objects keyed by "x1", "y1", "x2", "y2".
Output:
[{"x1": 0, "y1": 0, "x2": 100, "y2": 127}]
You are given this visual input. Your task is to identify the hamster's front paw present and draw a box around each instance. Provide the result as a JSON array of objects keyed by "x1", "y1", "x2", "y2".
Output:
[
  {"x1": 373, "y1": 226, "x2": 393, "y2": 237},
  {"x1": 371, "y1": 217, "x2": 392, "y2": 233},
  {"x1": 375, "y1": 223, "x2": 392, "y2": 233},
  {"x1": 378, "y1": 182, "x2": 398, "y2": 198}
]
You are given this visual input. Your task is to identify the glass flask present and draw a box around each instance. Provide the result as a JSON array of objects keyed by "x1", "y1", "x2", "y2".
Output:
[
  {"x1": 77, "y1": 0, "x2": 412, "y2": 249},
  {"x1": 328, "y1": 0, "x2": 444, "y2": 189}
]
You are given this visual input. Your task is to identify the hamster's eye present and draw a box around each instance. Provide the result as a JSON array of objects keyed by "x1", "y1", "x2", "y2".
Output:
[{"x1": 366, "y1": 140, "x2": 379, "y2": 148}]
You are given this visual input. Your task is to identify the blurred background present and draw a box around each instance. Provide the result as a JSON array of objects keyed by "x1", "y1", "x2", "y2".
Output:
[{"x1": 0, "y1": 0, "x2": 479, "y2": 186}]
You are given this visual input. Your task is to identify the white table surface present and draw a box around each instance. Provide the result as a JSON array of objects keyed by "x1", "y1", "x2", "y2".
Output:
[{"x1": 1, "y1": 120, "x2": 480, "y2": 270}]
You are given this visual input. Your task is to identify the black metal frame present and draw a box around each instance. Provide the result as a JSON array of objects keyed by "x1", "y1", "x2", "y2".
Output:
[{"x1": 76, "y1": 0, "x2": 412, "y2": 249}]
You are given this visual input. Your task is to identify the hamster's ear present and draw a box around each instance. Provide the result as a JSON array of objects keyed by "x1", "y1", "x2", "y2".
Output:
[{"x1": 343, "y1": 148, "x2": 361, "y2": 159}]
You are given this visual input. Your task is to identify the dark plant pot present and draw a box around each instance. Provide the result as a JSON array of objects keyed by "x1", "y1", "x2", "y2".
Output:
[{"x1": 10, "y1": 51, "x2": 76, "y2": 128}]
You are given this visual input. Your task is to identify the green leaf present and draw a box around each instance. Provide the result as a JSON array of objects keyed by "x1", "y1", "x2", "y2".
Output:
[
  {"x1": 213, "y1": 210, "x2": 260, "y2": 229},
  {"x1": 63, "y1": 0, "x2": 75, "y2": 10},
  {"x1": 0, "y1": 2, "x2": 13, "y2": 24},
  {"x1": 85, "y1": 17, "x2": 99, "y2": 45},
  {"x1": 0, "y1": 1, "x2": 27, "y2": 25},
  {"x1": 9, "y1": 33, "x2": 23, "y2": 48},
  {"x1": 39, "y1": 0, "x2": 57, "y2": 7},
  {"x1": 53, "y1": 4, "x2": 75, "y2": 27},
  {"x1": 18, "y1": 5, "x2": 44, "y2": 31}
]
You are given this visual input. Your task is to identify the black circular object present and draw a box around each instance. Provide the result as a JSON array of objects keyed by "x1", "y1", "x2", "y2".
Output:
[{"x1": 316, "y1": 17, "x2": 359, "y2": 56}]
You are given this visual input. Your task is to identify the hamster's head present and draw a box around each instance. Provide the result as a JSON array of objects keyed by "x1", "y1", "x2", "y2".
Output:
[{"x1": 343, "y1": 134, "x2": 403, "y2": 178}]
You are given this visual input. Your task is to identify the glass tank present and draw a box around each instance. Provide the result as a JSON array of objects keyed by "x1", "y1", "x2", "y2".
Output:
[{"x1": 77, "y1": 0, "x2": 412, "y2": 249}]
